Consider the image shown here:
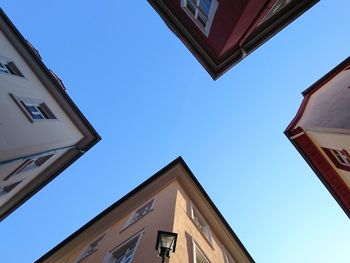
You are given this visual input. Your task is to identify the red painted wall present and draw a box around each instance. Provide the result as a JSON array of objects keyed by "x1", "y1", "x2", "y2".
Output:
[{"x1": 167, "y1": 0, "x2": 268, "y2": 57}]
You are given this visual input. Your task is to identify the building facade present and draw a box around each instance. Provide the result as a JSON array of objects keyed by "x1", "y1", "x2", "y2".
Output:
[
  {"x1": 0, "y1": 9, "x2": 100, "y2": 221},
  {"x1": 36, "y1": 157, "x2": 254, "y2": 263},
  {"x1": 285, "y1": 57, "x2": 350, "y2": 218},
  {"x1": 148, "y1": 0, "x2": 319, "y2": 79}
]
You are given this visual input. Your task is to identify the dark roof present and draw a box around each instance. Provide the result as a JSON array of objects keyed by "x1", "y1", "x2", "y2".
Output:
[
  {"x1": 0, "y1": 8, "x2": 101, "y2": 221},
  {"x1": 36, "y1": 156, "x2": 255, "y2": 263}
]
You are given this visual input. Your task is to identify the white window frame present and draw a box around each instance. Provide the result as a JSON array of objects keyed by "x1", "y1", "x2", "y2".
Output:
[
  {"x1": 104, "y1": 230, "x2": 143, "y2": 263},
  {"x1": 331, "y1": 149, "x2": 350, "y2": 167},
  {"x1": 124, "y1": 198, "x2": 155, "y2": 228},
  {"x1": 224, "y1": 249, "x2": 237, "y2": 263},
  {"x1": 76, "y1": 234, "x2": 106, "y2": 263},
  {"x1": 190, "y1": 203, "x2": 212, "y2": 243},
  {"x1": 5, "y1": 154, "x2": 53, "y2": 181},
  {"x1": 0, "y1": 57, "x2": 24, "y2": 77},
  {"x1": 180, "y1": 0, "x2": 219, "y2": 37},
  {"x1": 0, "y1": 181, "x2": 22, "y2": 197},
  {"x1": 193, "y1": 241, "x2": 210, "y2": 263},
  {"x1": 10, "y1": 93, "x2": 57, "y2": 123},
  {"x1": 259, "y1": 0, "x2": 293, "y2": 25}
]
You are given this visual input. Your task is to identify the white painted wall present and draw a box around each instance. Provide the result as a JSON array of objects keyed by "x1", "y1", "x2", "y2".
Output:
[
  {"x1": 0, "y1": 30, "x2": 83, "y2": 162},
  {"x1": 297, "y1": 70, "x2": 350, "y2": 129}
]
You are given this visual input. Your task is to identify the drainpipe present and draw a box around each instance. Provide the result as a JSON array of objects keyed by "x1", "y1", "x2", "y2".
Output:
[{"x1": 0, "y1": 144, "x2": 83, "y2": 165}]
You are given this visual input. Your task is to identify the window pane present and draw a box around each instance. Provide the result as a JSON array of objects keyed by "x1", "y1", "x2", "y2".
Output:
[
  {"x1": 37, "y1": 103, "x2": 56, "y2": 119},
  {"x1": 3, "y1": 181, "x2": 21, "y2": 193},
  {"x1": 197, "y1": 13, "x2": 208, "y2": 27},
  {"x1": 199, "y1": 0, "x2": 212, "y2": 17},
  {"x1": 186, "y1": 1, "x2": 196, "y2": 16},
  {"x1": 5, "y1": 61, "x2": 24, "y2": 77},
  {"x1": 27, "y1": 105, "x2": 39, "y2": 112},
  {"x1": 0, "y1": 62, "x2": 9, "y2": 73}
]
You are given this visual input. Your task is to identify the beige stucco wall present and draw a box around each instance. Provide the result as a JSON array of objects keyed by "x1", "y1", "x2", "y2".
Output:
[
  {"x1": 306, "y1": 130, "x2": 350, "y2": 189},
  {"x1": 0, "y1": 29, "x2": 83, "y2": 162},
  {"x1": 51, "y1": 181, "x2": 179, "y2": 263},
  {"x1": 172, "y1": 181, "x2": 230, "y2": 263},
  {"x1": 39, "y1": 168, "x2": 251, "y2": 263},
  {"x1": 297, "y1": 70, "x2": 350, "y2": 129}
]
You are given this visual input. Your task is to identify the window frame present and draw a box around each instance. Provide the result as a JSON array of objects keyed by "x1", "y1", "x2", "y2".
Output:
[
  {"x1": 123, "y1": 198, "x2": 155, "y2": 229},
  {"x1": 107, "y1": 230, "x2": 143, "y2": 263},
  {"x1": 4, "y1": 154, "x2": 53, "y2": 181},
  {"x1": 322, "y1": 147, "x2": 350, "y2": 172},
  {"x1": 0, "y1": 181, "x2": 22, "y2": 197},
  {"x1": 193, "y1": 241, "x2": 211, "y2": 263},
  {"x1": 224, "y1": 249, "x2": 237, "y2": 263},
  {"x1": 10, "y1": 93, "x2": 57, "y2": 123},
  {"x1": 0, "y1": 57, "x2": 24, "y2": 77},
  {"x1": 259, "y1": 0, "x2": 293, "y2": 25},
  {"x1": 180, "y1": 0, "x2": 219, "y2": 37},
  {"x1": 76, "y1": 234, "x2": 106, "y2": 263},
  {"x1": 190, "y1": 203, "x2": 213, "y2": 243}
]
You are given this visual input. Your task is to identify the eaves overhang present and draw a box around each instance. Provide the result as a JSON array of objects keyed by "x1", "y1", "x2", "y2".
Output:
[{"x1": 284, "y1": 128, "x2": 350, "y2": 218}]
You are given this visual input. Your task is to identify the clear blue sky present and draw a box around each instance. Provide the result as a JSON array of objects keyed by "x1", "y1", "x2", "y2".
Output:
[{"x1": 1, "y1": 1, "x2": 350, "y2": 262}]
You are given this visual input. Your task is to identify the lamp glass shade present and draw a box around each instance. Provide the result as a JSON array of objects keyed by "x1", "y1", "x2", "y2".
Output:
[{"x1": 155, "y1": 231, "x2": 178, "y2": 253}]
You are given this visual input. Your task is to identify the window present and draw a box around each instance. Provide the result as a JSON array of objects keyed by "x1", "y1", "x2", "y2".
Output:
[
  {"x1": 191, "y1": 205, "x2": 212, "y2": 242},
  {"x1": 108, "y1": 232, "x2": 142, "y2": 263},
  {"x1": 0, "y1": 59, "x2": 24, "y2": 77},
  {"x1": 5, "y1": 155, "x2": 53, "y2": 180},
  {"x1": 181, "y1": 0, "x2": 219, "y2": 36},
  {"x1": 0, "y1": 181, "x2": 22, "y2": 197},
  {"x1": 21, "y1": 101, "x2": 56, "y2": 120},
  {"x1": 224, "y1": 250, "x2": 236, "y2": 263},
  {"x1": 331, "y1": 149, "x2": 350, "y2": 167},
  {"x1": 259, "y1": 0, "x2": 293, "y2": 25},
  {"x1": 194, "y1": 242, "x2": 210, "y2": 263},
  {"x1": 322, "y1": 147, "x2": 350, "y2": 172},
  {"x1": 76, "y1": 234, "x2": 105, "y2": 262},
  {"x1": 125, "y1": 199, "x2": 155, "y2": 227},
  {"x1": 10, "y1": 93, "x2": 57, "y2": 122}
]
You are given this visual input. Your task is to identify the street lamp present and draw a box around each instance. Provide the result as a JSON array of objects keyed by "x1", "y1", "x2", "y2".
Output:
[{"x1": 155, "y1": 231, "x2": 178, "y2": 263}]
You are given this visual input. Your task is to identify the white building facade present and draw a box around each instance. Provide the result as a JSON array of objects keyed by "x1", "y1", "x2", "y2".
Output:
[{"x1": 0, "y1": 9, "x2": 100, "y2": 221}]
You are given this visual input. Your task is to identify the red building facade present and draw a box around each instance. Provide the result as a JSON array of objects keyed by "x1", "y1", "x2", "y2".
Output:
[
  {"x1": 148, "y1": 0, "x2": 319, "y2": 79},
  {"x1": 285, "y1": 57, "x2": 350, "y2": 218}
]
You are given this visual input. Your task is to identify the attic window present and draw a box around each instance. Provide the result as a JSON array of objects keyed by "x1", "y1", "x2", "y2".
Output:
[
  {"x1": 322, "y1": 147, "x2": 350, "y2": 172},
  {"x1": 76, "y1": 234, "x2": 105, "y2": 262},
  {"x1": 331, "y1": 149, "x2": 350, "y2": 167},
  {"x1": 259, "y1": 0, "x2": 292, "y2": 25},
  {"x1": 124, "y1": 199, "x2": 155, "y2": 228},
  {"x1": 181, "y1": 0, "x2": 219, "y2": 37},
  {"x1": 5, "y1": 154, "x2": 53, "y2": 180},
  {"x1": 0, "y1": 59, "x2": 24, "y2": 77},
  {"x1": 224, "y1": 250, "x2": 237, "y2": 263},
  {"x1": 0, "y1": 181, "x2": 22, "y2": 197}
]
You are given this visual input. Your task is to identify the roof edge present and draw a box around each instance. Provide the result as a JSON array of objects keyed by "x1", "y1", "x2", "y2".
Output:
[
  {"x1": 36, "y1": 156, "x2": 255, "y2": 262},
  {"x1": 0, "y1": 8, "x2": 101, "y2": 144}
]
